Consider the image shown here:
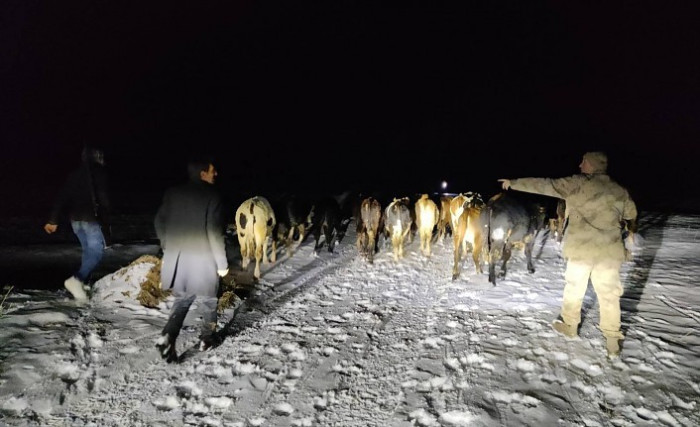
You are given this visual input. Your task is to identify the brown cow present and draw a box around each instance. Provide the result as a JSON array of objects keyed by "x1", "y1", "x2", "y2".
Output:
[
  {"x1": 437, "y1": 195, "x2": 453, "y2": 242},
  {"x1": 548, "y1": 198, "x2": 567, "y2": 242},
  {"x1": 414, "y1": 194, "x2": 439, "y2": 256},
  {"x1": 450, "y1": 192, "x2": 485, "y2": 280},
  {"x1": 356, "y1": 197, "x2": 382, "y2": 263}
]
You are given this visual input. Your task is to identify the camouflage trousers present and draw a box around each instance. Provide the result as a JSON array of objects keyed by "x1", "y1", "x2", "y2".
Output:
[{"x1": 562, "y1": 259, "x2": 624, "y2": 339}]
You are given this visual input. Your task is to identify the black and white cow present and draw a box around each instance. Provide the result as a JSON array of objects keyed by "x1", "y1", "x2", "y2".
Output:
[
  {"x1": 235, "y1": 196, "x2": 277, "y2": 279},
  {"x1": 482, "y1": 192, "x2": 537, "y2": 285},
  {"x1": 384, "y1": 197, "x2": 413, "y2": 261}
]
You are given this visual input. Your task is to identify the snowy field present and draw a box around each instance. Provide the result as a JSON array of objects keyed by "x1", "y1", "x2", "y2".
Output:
[{"x1": 1, "y1": 211, "x2": 699, "y2": 426}]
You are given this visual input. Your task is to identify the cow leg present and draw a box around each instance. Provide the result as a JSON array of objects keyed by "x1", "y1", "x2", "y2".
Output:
[
  {"x1": 473, "y1": 235, "x2": 484, "y2": 274},
  {"x1": 285, "y1": 238, "x2": 293, "y2": 257},
  {"x1": 402, "y1": 228, "x2": 411, "y2": 259},
  {"x1": 324, "y1": 225, "x2": 335, "y2": 253},
  {"x1": 254, "y1": 243, "x2": 262, "y2": 279},
  {"x1": 313, "y1": 229, "x2": 322, "y2": 254},
  {"x1": 270, "y1": 236, "x2": 277, "y2": 263},
  {"x1": 549, "y1": 219, "x2": 558, "y2": 240},
  {"x1": 525, "y1": 239, "x2": 535, "y2": 273},
  {"x1": 285, "y1": 228, "x2": 295, "y2": 256},
  {"x1": 488, "y1": 253, "x2": 497, "y2": 284},
  {"x1": 261, "y1": 235, "x2": 270, "y2": 265},
  {"x1": 356, "y1": 230, "x2": 365, "y2": 256},
  {"x1": 239, "y1": 236, "x2": 249, "y2": 269},
  {"x1": 297, "y1": 225, "x2": 306, "y2": 244},
  {"x1": 499, "y1": 244, "x2": 512, "y2": 278},
  {"x1": 452, "y1": 233, "x2": 462, "y2": 280},
  {"x1": 392, "y1": 234, "x2": 400, "y2": 261}
]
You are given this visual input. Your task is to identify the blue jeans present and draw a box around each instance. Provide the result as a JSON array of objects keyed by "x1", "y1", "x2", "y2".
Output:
[{"x1": 70, "y1": 221, "x2": 105, "y2": 283}]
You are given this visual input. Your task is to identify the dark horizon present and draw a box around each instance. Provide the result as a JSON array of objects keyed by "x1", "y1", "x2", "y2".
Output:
[{"x1": 3, "y1": 1, "x2": 699, "y2": 215}]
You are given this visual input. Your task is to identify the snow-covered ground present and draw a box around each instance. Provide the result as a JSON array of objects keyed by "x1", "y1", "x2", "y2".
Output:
[{"x1": 1, "y1": 212, "x2": 699, "y2": 426}]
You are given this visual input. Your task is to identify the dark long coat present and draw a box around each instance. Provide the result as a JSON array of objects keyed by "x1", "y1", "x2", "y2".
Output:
[{"x1": 154, "y1": 180, "x2": 228, "y2": 297}]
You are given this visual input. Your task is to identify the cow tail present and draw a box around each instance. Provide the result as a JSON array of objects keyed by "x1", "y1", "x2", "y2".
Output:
[{"x1": 487, "y1": 206, "x2": 493, "y2": 254}]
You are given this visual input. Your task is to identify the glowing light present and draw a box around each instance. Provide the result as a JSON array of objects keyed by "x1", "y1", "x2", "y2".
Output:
[{"x1": 441, "y1": 181, "x2": 448, "y2": 190}]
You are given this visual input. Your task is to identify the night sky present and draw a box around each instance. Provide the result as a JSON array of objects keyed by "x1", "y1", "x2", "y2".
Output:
[{"x1": 2, "y1": 1, "x2": 699, "y2": 214}]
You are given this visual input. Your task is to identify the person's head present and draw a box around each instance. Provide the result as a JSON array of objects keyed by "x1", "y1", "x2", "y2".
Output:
[
  {"x1": 81, "y1": 146, "x2": 105, "y2": 166},
  {"x1": 187, "y1": 159, "x2": 217, "y2": 184},
  {"x1": 579, "y1": 151, "x2": 608, "y2": 174}
]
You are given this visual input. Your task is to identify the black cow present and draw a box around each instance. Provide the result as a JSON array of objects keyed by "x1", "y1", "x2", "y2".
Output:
[
  {"x1": 482, "y1": 192, "x2": 537, "y2": 284},
  {"x1": 309, "y1": 196, "x2": 343, "y2": 254},
  {"x1": 272, "y1": 195, "x2": 313, "y2": 257}
]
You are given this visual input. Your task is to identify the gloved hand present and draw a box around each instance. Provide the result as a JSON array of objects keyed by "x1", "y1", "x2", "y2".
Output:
[
  {"x1": 498, "y1": 179, "x2": 511, "y2": 190},
  {"x1": 218, "y1": 268, "x2": 236, "y2": 288}
]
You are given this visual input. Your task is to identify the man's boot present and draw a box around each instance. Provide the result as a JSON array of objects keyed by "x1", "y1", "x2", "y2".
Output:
[
  {"x1": 606, "y1": 337, "x2": 621, "y2": 359},
  {"x1": 155, "y1": 333, "x2": 178, "y2": 363},
  {"x1": 198, "y1": 322, "x2": 218, "y2": 352},
  {"x1": 552, "y1": 319, "x2": 577, "y2": 338}
]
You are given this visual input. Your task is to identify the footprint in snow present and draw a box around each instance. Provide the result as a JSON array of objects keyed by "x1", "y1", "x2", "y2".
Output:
[
  {"x1": 153, "y1": 395, "x2": 180, "y2": 411},
  {"x1": 291, "y1": 417, "x2": 314, "y2": 426},
  {"x1": 287, "y1": 368, "x2": 303, "y2": 379},
  {"x1": 273, "y1": 402, "x2": 295, "y2": 415},
  {"x1": 570, "y1": 359, "x2": 603, "y2": 377},
  {"x1": 175, "y1": 381, "x2": 202, "y2": 398},
  {"x1": 416, "y1": 376, "x2": 451, "y2": 392},
  {"x1": 231, "y1": 361, "x2": 259, "y2": 375}
]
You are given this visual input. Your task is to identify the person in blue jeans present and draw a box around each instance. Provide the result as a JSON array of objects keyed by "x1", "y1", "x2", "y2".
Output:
[{"x1": 44, "y1": 146, "x2": 110, "y2": 301}]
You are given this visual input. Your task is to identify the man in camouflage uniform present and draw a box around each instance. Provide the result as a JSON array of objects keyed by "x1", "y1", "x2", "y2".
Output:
[{"x1": 498, "y1": 152, "x2": 637, "y2": 358}]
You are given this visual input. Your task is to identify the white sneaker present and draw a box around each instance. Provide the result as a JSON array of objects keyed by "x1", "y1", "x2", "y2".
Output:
[{"x1": 64, "y1": 276, "x2": 88, "y2": 301}]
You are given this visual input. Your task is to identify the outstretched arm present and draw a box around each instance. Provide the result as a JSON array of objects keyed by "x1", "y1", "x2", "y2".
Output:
[{"x1": 499, "y1": 176, "x2": 582, "y2": 199}]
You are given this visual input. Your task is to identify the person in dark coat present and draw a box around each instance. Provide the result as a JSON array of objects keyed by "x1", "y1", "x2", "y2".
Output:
[
  {"x1": 154, "y1": 158, "x2": 229, "y2": 362},
  {"x1": 44, "y1": 146, "x2": 110, "y2": 301}
]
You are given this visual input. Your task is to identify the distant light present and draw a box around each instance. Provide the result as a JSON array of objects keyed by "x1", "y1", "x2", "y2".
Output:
[{"x1": 441, "y1": 181, "x2": 448, "y2": 190}]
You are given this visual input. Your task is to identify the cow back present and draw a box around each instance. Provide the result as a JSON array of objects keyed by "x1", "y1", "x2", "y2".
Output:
[
  {"x1": 484, "y1": 193, "x2": 531, "y2": 243},
  {"x1": 385, "y1": 197, "x2": 412, "y2": 233},
  {"x1": 360, "y1": 197, "x2": 381, "y2": 233},
  {"x1": 415, "y1": 194, "x2": 438, "y2": 230}
]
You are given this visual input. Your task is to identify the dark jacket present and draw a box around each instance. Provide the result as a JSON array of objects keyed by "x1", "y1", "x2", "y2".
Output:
[
  {"x1": 154, "y1": 180, "x2": 228, "y2": 296},
  {"x1": 49, "y1": 163, "x2": 110, "y2": 224}
]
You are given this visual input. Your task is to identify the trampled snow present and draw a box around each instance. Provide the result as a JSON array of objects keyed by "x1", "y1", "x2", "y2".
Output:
[{"x1": 1, "y1": 212, "x2": 699, "y2": 426}]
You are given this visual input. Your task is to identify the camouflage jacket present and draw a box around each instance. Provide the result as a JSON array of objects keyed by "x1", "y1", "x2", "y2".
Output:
[{"x1": 511, "y1": 174, "x2": 637, "y2": 263}]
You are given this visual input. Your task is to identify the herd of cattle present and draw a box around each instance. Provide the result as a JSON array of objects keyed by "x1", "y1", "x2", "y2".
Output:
[{"x1": 229, "y1": 192, "x2": 567, "y2": 284}]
